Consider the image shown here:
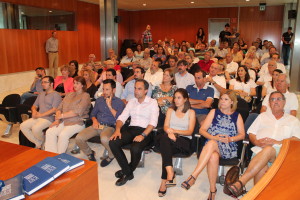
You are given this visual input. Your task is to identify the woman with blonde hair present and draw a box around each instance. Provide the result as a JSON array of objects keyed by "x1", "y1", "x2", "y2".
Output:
[
  {"x1": 181, "y1": 90, "x2": 245, "y2": 200},
  {"x1": 82, "y1": 69, "x2": 98, "y2": 98}
]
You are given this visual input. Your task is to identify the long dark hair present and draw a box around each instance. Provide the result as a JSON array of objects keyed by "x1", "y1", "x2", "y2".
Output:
[
  {"x1": 236, "y1": 65, "x2": 250, "y2": 83},
  {"x1": 197, "y1": 28, "x2": 205, "y2": 37},
  {"x1": 171, "y1": 88, "x2": 191, "y2": 113}
]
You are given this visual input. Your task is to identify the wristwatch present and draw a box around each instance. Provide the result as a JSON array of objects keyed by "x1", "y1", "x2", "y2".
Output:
[{"x1": 141, "y1": 133, "x2": 147, "y2": 138}]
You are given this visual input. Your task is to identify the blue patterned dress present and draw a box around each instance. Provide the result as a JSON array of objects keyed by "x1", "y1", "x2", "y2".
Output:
[{"x1": 207, "y1": 109, "x2": 239, "y2": 159}]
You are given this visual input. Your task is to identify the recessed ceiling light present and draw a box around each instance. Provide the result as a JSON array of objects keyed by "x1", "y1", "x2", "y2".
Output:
[
  {"x1": 49, "y1": 10, "x2": 52, "y2": 13},
  {"x1": 191, "y1": 1, "x2": 195, "y2": 3},
  {"x1": 246, "y1": 0, "x2": 250, "y2": 1},
  {"x1": 143, "y1": 3, "x2": 146, "y2": 6}
]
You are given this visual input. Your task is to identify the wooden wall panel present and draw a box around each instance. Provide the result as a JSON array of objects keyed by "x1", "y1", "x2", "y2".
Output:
[
  {"x1": 117, "y1": 6, "x2": 283, "y2": 54},
  {"x1": 121, "y1": 7, "x2": 238, "y2": 45},
  {"x1": 239, "y1": 6, "x2": 284, "y2": 50},
  {"x1": 0, "y1": 0, "x2": 101, "y2": 75},
  {"x1": 77, "y1": 1, "x2": 101, "y2": 63},
  {"x1": 118, "y1": 9, "x2": 130, "y2": 53}
]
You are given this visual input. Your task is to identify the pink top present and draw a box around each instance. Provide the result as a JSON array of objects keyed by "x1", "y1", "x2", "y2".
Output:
[{"x1": 54, "y1": 76, "x2": 74, "y2": 93}]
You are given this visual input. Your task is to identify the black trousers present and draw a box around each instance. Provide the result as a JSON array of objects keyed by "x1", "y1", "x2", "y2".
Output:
[
  {"x1": 109, "y1": 126, "x2": 152, "y2": 175},
  {"x1": 159, "y1": 133, "x2": 191, "y2": 179}
]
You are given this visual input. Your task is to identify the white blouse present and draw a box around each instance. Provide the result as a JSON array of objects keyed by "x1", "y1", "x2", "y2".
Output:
[{"x1": 229, "y1": 79, "x2": 257, "y2": 94}]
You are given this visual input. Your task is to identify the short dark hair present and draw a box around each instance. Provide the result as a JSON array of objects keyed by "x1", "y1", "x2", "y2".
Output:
[
  {"x1": 274, "y1": 69, "x2": 283, "y2": 74},
  {"x1": 225, "y1": 23, "x2": 230, "y2": 27},
  {"x1": 172, "y1": 88, "x2": 190, "y2": 113},
  {"x1": 168, "y1": 55, "x2": 178, "y2": 62},
  {"x1": 135, "y1": 66, "x2": 145, "y2": 74},
  {"x1": 42, "y1": 76, "x2": 54, "y2": 84},
  {"x1": 288, "y1": 27, "x2": 292, "y2": 30},
  {"x1": 103, "y1": 79, "x2": 116, "y2": 89},
  {"x1": 35, "y1": 67, "x2": 45, "y2": 71},
  {"x1": 135, "y1": 79, "x2": 149, "y2": 90},
  {"x1": 177, "y1": 59, "x2": 188, "y2": 66},
  {"x1": 74, "y1": 76, "x2": 87, "y2": 92},
  {"x1": 194, "y1": 68, "x2": 207, "y2": 78},
  {"x1": 106, "y1": 68, "x2": 116, "y2": 76},
  {"x1": 69, "y1": 60, "x2": 79, "y2": 71}
]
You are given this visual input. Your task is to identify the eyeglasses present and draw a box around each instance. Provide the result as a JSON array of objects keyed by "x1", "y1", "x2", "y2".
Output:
[
  {"x1": 42, "y1": 81, "x2": 50, "y2": 84},
  {"x1": 270, "y1": 97, "x2": 285, "y2": 102}
]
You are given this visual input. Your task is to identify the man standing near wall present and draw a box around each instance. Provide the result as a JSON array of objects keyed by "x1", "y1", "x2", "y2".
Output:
[
  {"x1": 281, "y1": 27, "x2": 293, "y2": 66},
  {"x1": 46, "y1": 31, "x2": 59, "y2": 77},
  {"x1": 141, "y1": 25, "x2": 152, "y2": 48}
]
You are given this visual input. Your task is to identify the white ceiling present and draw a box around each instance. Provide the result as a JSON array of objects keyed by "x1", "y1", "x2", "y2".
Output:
[{"x1": 81, "y1": 0, "x2": 296, "y2": 11}]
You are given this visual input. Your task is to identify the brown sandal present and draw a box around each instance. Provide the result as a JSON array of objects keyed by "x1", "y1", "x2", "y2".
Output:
[
  {"x1": 207, "y1": 189, "x2": 217, "y2": 200},
  {"x1": 227, "y1": 180, "x2": 246, "y2": 197}
]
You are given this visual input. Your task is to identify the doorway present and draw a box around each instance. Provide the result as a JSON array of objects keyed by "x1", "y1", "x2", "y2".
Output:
[{"x1": 208, "y1": 18, "x2": 230, "y2": 46}]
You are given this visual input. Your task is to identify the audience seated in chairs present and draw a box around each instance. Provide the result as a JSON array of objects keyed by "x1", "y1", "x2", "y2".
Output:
[
  {"x1": 175, "y1": 60, "x2": 195, "y2": 89},
  {"x1": 226, "y1": 91, "x2": 300, "y2": 198},
  {"x1": 54, "y1": 65, "x2": 74, "y2": 96},
  {"x1": 21, "y1": 67, "x2": 46, "y2": 103},
  {"x1": 139, "y1": 48, "x2": 153, "y2": 71},
  {"x1": 45, "y1": 76, "x2": 91, "y2": 153},
  {"x1": 181, "y1": 90, "x2": 245, "y2": 200},
  {"x1": 157, "y1": 88, "x2": 196, "y2": 197},
  {"x1": 109, "y1": 79, "x2": 159, "y2": 186},
  {"x1": 144, "y1": 60, "x2": 164, "y2": 89},
  {"x1": 75, "y1": 79, "x2": 125, "y2": 167},
  {"x1": 20, "y1": 76, "x2": 61, "y2": 149},
  {"x1": 152, "y1": 68, "x2": 177, "y2": 129},
  {"x1": 186, "y1": 69, "x2": 214, "y2": 126},
  {"x1": 95, "y1": 60, "x2": 123, "y2": 86}
]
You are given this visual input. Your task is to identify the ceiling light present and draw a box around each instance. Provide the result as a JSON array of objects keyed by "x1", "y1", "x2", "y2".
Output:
[
  {"x1": 49, "y1": 10, "x2": 52, "y2": 13},
  {"x1": 143, "y1": 3, "x2": 146, "y2": 6},
  {"x1": 191, "y1": 1, "x2": 195, "y2": 3},
  {"x1": 21, "y1": 12, "x2": 24, "y2": 14},
  {"x1": 246, "y1": 0, "x2": 250, "y2": 1}
]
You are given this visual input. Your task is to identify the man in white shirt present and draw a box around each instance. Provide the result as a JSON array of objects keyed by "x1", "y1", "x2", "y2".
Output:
[
  {"x1": 95, "y1": 69, "x2": 123, "y2": 99},
  {"x1": 120, "y1": 48, "x2": 137, "y2": 69},
  {"x1": 215, "y1": 42, "x2": 228, "y2": 58},
  {"x1": 260, "y1": 46, "x2": 277, "y2": 65},
  {"x1": 109, "y1": 79, "x2": 159, "y2": 186},
  {"x1": 205, "y1": 63, "x2": 226, "y2": 99},
  {"x1": 256, "y1": 60, "x2": 277, "y2": 86},
  {"x1": 261, "y1": 74, "x2": 298, "y2": 117},
  {"x1": 227, "y1": 91, "x2": 300, "y2": 197},
  {"x1": 139, "y1": 48, "x2": 152, "y2": 70},
  {"x1": 225, "y1": 53, "x2": 239, "y2": 77},
  {"x1": 175, "y1": 60, "x2": 195, "y2": 89},
  {"x1": 144, "y1": 61, "x2": 163, "y2": 89},
  {"x1": 258, "y1": 53, "x2": 286, "y2": 77}
]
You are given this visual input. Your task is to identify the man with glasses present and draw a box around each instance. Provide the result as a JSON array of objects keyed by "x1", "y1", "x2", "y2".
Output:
[
  {"x1": 20, "y1": 76, "x2": 62, "y2": 149},
  {"x1": 226, "y1": 91, "x2": 300, "y2": 197}
]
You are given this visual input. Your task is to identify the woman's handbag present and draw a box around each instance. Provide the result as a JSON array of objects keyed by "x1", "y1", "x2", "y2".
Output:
[{"x1": 223, "y1": 165, "x2": 240, "y2": 195}]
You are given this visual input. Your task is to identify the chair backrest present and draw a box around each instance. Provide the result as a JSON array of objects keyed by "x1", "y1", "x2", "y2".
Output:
[
  {"x1": 2, "y1": 94, "x2": 21, "y2": 107},
  {"x1": 23, "y1": 96, "x2": 37, "y2": 107}
]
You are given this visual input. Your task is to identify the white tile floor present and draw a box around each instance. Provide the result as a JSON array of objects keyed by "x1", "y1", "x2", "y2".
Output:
[{"x1": 0, "y1": 122, "x2": 251, "y2": 200}]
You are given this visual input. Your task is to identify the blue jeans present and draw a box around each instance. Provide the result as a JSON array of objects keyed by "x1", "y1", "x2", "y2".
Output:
[
  {"x1": 282, "y1": 45, "x2": 291, "y2": 66},
  {"x1": 21, "y1": 92, "x2": 37, "y2": 104}
]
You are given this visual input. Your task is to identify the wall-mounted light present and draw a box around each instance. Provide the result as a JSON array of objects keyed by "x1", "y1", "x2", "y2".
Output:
[
  {"x1": 191, "y1": 1, "x2": 195, "y2": 3},
  {"x1": 143, "y1": 3, "x2": 146, "y2": 6},
  {"x1": 49, "y1": 10, "x2": 52, "y2": 13}
]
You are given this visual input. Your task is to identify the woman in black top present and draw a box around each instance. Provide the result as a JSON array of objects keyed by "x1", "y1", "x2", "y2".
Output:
[
  {"x1": 82, "y1": 69, "x2": 98, "y2": 99},
  {"x1": 196, "y1": 27, "x2": 205, "y2": 43}
]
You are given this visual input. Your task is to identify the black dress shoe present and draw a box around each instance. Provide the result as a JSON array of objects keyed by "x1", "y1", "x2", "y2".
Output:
[
  {"x1": 115, "y1": 170, "x2": 124, "y2": 178},
  {"x1": 87, "y1": 150, "x2": 96, "y2": 161},
  {"x1": 115, "y1": 174, "x2": 134, "y2": 186}
]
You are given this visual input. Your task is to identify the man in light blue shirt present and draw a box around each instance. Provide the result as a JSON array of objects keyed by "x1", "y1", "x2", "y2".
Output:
[{"x1": 121, "y1": 67, "x2": 152, "y2": 104}]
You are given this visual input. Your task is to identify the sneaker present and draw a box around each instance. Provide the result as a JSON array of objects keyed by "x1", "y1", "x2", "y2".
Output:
[
  {"x1": 100, "y1": 157, "x2": 114, "y2": 167},
  {"x1": 87, "y1": 150, "x2": 96, "y2": 161}
]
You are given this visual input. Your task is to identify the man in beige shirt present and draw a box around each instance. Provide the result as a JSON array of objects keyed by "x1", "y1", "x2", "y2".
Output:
[{"x1": 46, "y1": 31, "x2": 59, "y2": 77}]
